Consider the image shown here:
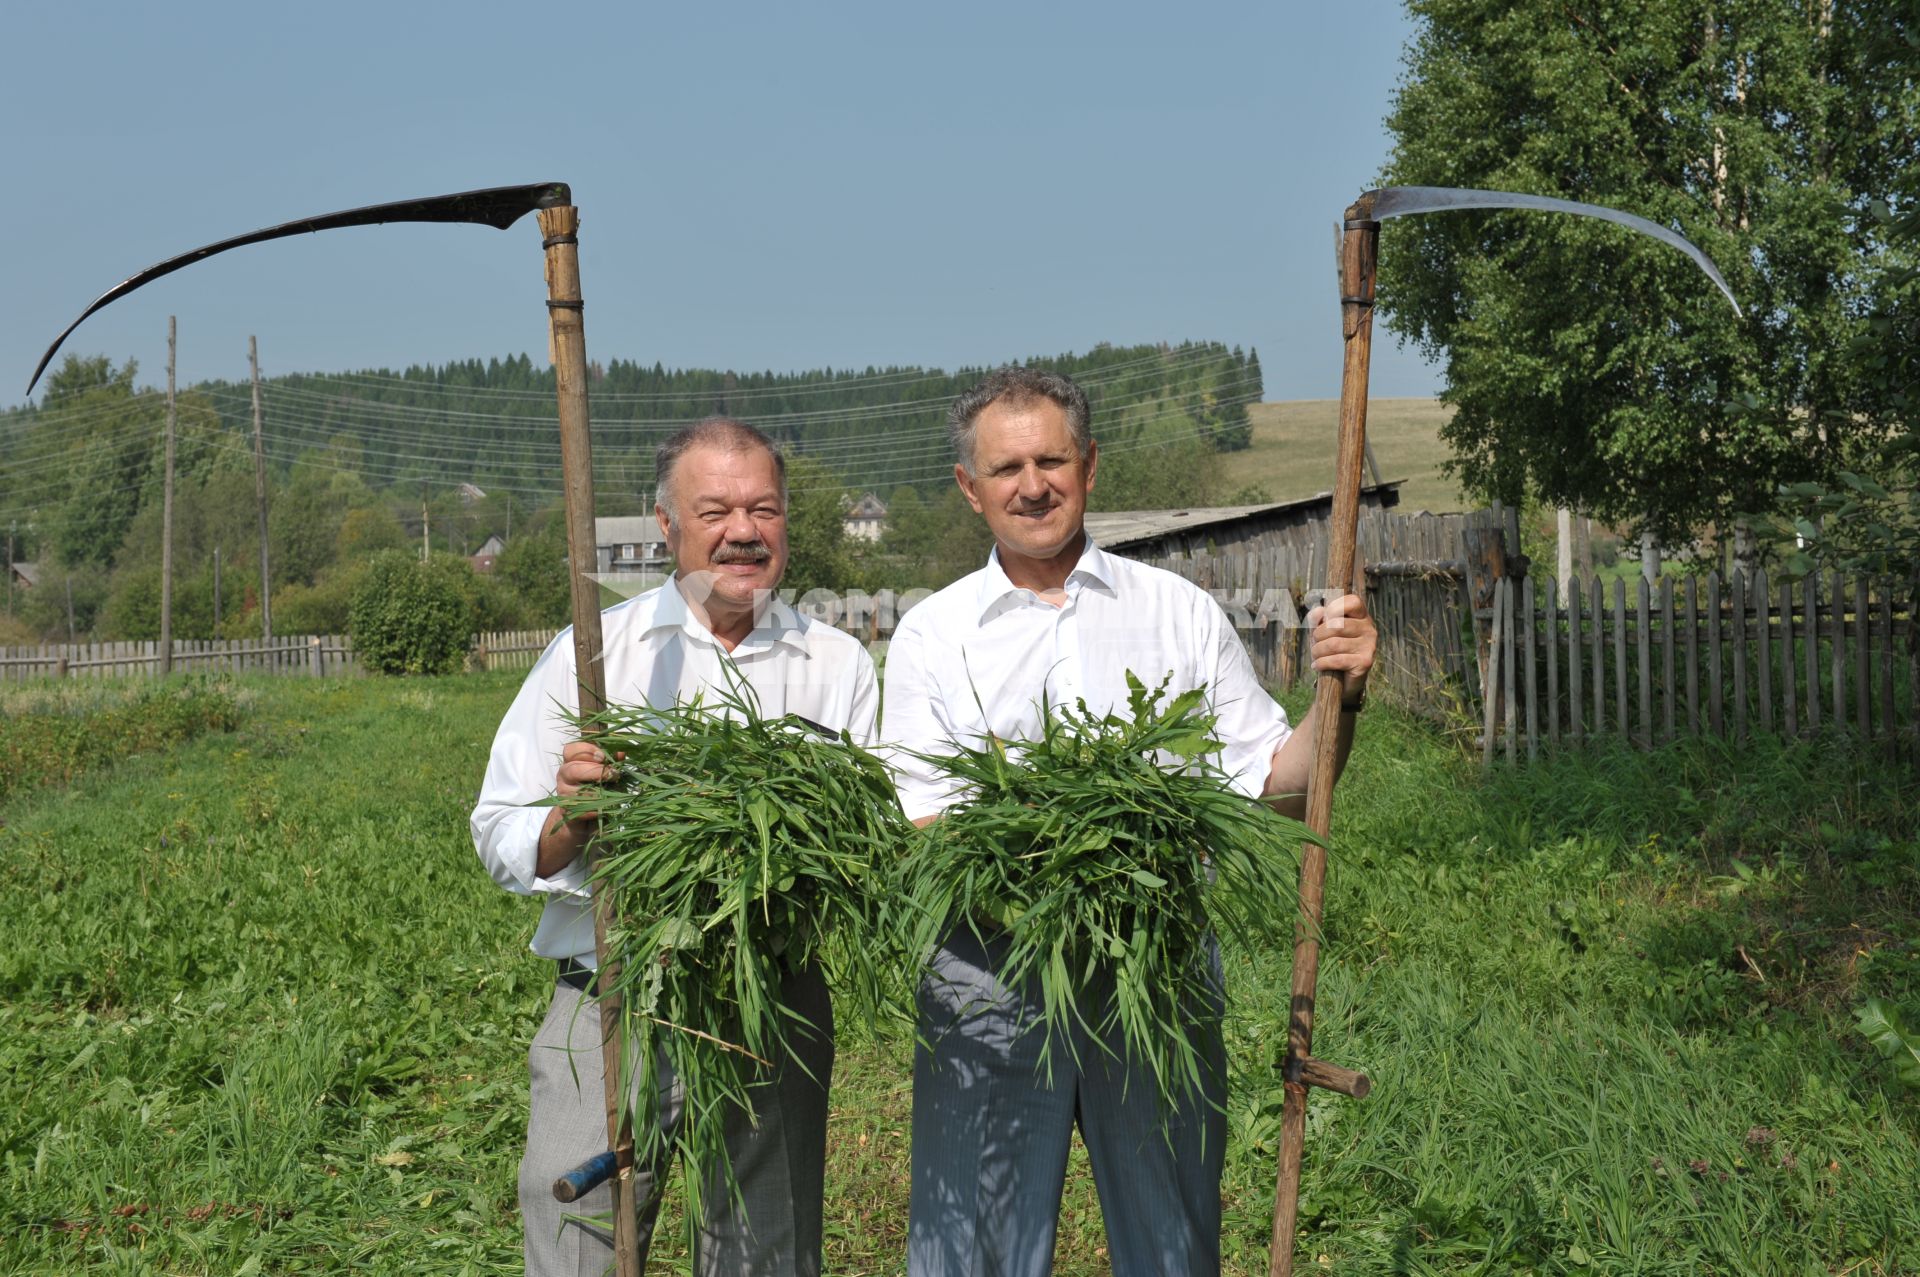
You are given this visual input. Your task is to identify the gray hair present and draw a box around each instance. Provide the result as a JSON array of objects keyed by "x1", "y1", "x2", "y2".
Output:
[
  {"x1": 947, "y1": 366, "x2": 1093, "y2": 474},
  {"x1": 653, "y1": 416, "x2": 787, "y2": 525}
]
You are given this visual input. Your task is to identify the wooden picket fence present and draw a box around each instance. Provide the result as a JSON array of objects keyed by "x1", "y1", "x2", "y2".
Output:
[
  {"x1": 0, "y1": 635, "x2": 356, "y2": 681},
  {"x1": 471, "y1": 629, "x2": 561, "y2": 672},
  {"x1": 1480, "y1": 569, "x2": 1918, "y2": 765}
]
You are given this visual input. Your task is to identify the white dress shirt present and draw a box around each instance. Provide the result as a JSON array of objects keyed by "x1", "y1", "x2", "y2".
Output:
[
  {"x1": 883, "y1": 538, "x2": 1292, "y2": 822},
  {"x1": 471, "y1": 580, "x2": 881, "y2": 963}
]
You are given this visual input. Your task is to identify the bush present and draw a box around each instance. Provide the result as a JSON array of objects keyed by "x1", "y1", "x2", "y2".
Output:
[
  {"x1": 264, "y1": 562, "x2": 369, "y2": 638},
  {"x1": 348, "y1": 551, "x2": 473, "y2": 675},
  {"x1": 0, "y1": 678, "x2": 244, "y2": 806}
]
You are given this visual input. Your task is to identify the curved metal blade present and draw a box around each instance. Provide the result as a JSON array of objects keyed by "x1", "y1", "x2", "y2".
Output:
[
  {"x1": 1364, "y1": 185, "x2": 1741, "y2": 317},
  {"x1": 26, "y1": 181, "x2": 572, "y2": 394}
]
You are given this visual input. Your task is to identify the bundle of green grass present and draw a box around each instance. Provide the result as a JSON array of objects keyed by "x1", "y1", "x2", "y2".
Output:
[
  {"x1": 548, "y1": 681, "x2": 907, "y2": 1217},
  {"x1": 898, "y1": 673, "x2": 1312, "y2": 1107}
]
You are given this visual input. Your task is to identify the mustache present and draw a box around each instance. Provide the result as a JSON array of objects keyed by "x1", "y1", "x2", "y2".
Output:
[{"x1": 711, "y1": 540, "x2": 772, "y2": 564}]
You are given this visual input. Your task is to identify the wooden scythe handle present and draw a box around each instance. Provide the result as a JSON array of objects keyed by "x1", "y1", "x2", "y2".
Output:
[
  {"x1": 1268, "y1": 198, "x2": 1379, "y2": 1277},
  {"x1": 538, "y1": 204, "x2": 642, "y2": 1277}
]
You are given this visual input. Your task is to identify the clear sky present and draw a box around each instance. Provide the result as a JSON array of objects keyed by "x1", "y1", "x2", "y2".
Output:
[{"x1": 0, "y1": 0, "x2": 1442, "y2": 409}]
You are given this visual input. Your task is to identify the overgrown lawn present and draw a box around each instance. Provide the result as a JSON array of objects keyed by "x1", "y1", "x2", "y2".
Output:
[{"x1": 1, "y1": 674, "x2": 1915, "y2": 1274}]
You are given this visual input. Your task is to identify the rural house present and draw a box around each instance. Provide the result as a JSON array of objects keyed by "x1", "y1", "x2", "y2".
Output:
[{"x1": 843, "y1": 492, "x2": 888, "y2": 542}]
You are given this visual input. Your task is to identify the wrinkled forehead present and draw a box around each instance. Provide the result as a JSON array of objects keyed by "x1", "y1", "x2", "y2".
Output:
[
  {"x1": 671, "y1": 443, "x2": 786, "y2": 507},
  {"x1": 973, "y1": 396, "x2": 1081, "y2": 465}
]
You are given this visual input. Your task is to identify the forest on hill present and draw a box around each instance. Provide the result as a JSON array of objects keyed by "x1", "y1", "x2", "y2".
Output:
[{"x1": 0, "y1": 342, "x2": 1265, "y2": 644}]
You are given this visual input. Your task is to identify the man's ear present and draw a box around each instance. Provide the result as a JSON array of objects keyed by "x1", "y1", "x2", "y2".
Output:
[
  {"x1": 1083, "y1": 438, "x2": 1098, "y2": 492},
  {"x1": 655, "y1": 503, "x2": 672, "y2": 541},
  {"x1": 954, "y1": 463, "x2": 985, "y2": 515}
]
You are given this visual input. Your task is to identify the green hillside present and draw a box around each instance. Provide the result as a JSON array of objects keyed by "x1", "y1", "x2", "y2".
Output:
[{"x1": 1236, "y1": 398, "x2": 1467, "y2": 513}]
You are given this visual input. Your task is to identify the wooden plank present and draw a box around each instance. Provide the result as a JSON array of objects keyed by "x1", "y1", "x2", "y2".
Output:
[
  {"x1": 1591, "y1": 576, "x2": 1606, "y2": 734},
  {"x1": 1756, "y1": 570, "x2": 1773, "y2": 735},
  {"x1": 1545, "y1": 576, "x2": 1560, "y2": 747},
  {"x1": 1855, "y1": 577, "x2": 1871, "y2": 735},
  {"x1": 1879, "y1": 589, "x2": 1895, "y2": 750},
  {"x1": 1831, "y1": 570, "x2": 1846, "y2": 733},
  {"x1": 1732, "y1": 569, "x2": 1748, "y2": 744},
  {"x1": 1504, "y1": 578, "x2": 1519, "y2": 765},
  {"x1": 1523, "y1": 576, "x2": 1538, "y2": 760},
  {"x1": 1481, "y1": 579, "x2": 1504, "y2": 770},
  {"x1": 1685, "y1": 574, "x2": 1700, "y2": 737},
  {"x1": 1612, "y1": 577, "x2": 1628, "y2": 738},
  {"x1": 1780, "y1": 577, "x2": 1797, "y2": 738},
  {"x1": 1707, "y1": 571, "x2": 1724, "y2": 736},
  {"x1": 1636, "y1": 575, "x2": 1652, "y2": 748},
  {"x1": 1660, "y1": 575, "x2": 1675, "y2": 743},
  {"x1": 1567, "y1": 576, "x2": 1583, "y2": 745},
  {"x1": 1804, "y1": 576, "x2": 1821, "y2": 734}
]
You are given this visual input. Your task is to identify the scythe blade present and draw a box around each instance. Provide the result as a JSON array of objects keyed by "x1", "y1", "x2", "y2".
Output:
[
  {"x1": 1361, "y1": 185, "x2": 1742, "y2": 317},
  {"x1": 26, "y1": 181, "x2": 572, "y2": 393}
]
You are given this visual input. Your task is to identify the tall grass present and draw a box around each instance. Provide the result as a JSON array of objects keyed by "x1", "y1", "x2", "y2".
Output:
[{"x1": 0, "y1": 675, "x2": 1914, "y2": 1274}]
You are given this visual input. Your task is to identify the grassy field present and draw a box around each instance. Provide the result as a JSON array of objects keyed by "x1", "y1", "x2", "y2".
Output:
[
  {"x1": 1242, "y1": 399, "x2": 1467, "y2": 514},
  {"x1": 3, "y1": 674, "x2": 1918, "y2": 1274}
]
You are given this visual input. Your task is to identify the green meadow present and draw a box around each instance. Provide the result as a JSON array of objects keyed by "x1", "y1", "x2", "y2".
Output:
[{"x1": 2, "y1": 674, "x2": 1917, "y2": 1274}]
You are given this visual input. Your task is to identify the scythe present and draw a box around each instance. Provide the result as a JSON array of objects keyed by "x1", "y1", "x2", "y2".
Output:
[
  {"x1": 1269, "y1": 185, "x2": 1740, "y2": 1276},
  {"x1": 27, "y1": 182, "x2": 645, "y2": 1277}
]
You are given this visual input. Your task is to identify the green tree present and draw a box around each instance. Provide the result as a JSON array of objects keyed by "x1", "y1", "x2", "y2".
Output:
[
  {"x1": 1379, "y1": 0, "x2": 1919, "y2": 543},
  {"x1": 494, "y1": 513, "x2": 572, "y2": 626},
  {"x1": 782, "y1": 457, "x2": 854, "y2": 596},
  {"x1": 349, "y1": 551, "x2": 474, "y2": 675}
]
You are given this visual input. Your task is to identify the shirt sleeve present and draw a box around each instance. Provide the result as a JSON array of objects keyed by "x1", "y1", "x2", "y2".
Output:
[
  {"x1": 1203, "y1": 601, "x2": 1293, "y2": 798},
  {"x1": 880, "y1": 615, "x2": 966, "y2": 822},
  {"x1": 846, "y1": 647, "x2": 881, "y2": 748},
  {"x1": 470, "y1": 630, "x2": 593, "y2": 898}
]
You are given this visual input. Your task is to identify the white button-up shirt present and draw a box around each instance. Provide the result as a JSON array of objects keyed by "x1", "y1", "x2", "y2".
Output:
[
  {"x1": 471, "y1": 580, "x2": 880, "y2": 963},
  {"x1": 883, "y1": 538, "x2": 1292, "y2": 822}
]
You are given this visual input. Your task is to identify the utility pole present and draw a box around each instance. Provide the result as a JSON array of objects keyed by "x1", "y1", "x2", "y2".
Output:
[
  {"x1": 161, "y1": 316, "x2": 177, "y2": 676},
  {"x1": 4, "y1": 521, "x2": 13, "y2": 617},
  {"x1": 213, "y1": 545, "x2": 222, "y2": 631},
  {"x1": 421, "y1": 484, "x2": 430, "y2": 561},
  {"x1": 65, "y1": 573, "x2": 75, "y2": 643},
  {"x1": 250, "y1": 336, "x2": 273, "y2": 640}
]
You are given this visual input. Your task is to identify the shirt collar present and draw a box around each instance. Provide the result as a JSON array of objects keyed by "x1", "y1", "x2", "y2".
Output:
[
  {"x1": 974, "y1": 535, "x2": 1119, "y2": 622},
  {"x1": 643, "y1": 577, "x2": 811, "y2": 654}
]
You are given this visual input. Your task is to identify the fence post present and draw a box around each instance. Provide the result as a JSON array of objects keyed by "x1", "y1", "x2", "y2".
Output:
[
  {"x1": 309, "y1": 635, "x2": 323, "y2": 678},
  {"x1": 1732, "y1": 569, "x2": 1747, "y2": 744},
  {"x1": 1567, "y1": 575, "x2": 1583, "y2": 745}
]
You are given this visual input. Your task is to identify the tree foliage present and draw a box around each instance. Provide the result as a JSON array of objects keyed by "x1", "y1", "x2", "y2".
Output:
[
  {"x1": 348, "y1": 551, "x2": 475, "y2": 675},
  {"x1": 1380, "y1": 0, "x2": 1920, "y2": 542}
]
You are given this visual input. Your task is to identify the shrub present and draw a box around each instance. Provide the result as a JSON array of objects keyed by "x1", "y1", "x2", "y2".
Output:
[
  {"x1": 348, "y1": 551, "x2": 473, "y2": 675},
  {"x1": 0, "y1": 678, "x2": 243, "y2": 806}
]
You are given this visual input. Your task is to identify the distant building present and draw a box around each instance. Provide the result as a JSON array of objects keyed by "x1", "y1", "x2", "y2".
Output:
[
  {"x1": 474, "y1": 533, "x2": 507, "y2": 558},
  {"x1": 595, "y1": 516, "x2": 670, "y2": 576},
  {"x1": 843, "y1": 492, "x2": 888, "y2": 542},
  {"x1": 455, "y1": 482, "x2": 487, "y2": 504},
  {"x1": 8, "y1": 561, "x2": 38, "y2": 591}
]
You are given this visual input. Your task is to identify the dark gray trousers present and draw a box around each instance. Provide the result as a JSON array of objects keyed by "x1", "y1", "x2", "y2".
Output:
[
  {"x1": 519, "y1": 966, "x2": 833, "y2": 1277},
  {"x1": 908, "y1": 928, "x2": 1227, "y2": 1277}
]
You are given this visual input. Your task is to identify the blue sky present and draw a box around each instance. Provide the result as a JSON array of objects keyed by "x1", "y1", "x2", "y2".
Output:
[{"x1": 1, "y1": 1, "x2": 1441, "y2": 408}]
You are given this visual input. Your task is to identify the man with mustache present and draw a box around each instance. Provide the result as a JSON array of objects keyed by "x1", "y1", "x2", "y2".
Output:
[
  {"x1": 884, "y1": 367, "x2": 1376, "y2": 1277},
  {"x1": 472, "y1": 417, "x2": 878, "y2": 1277}
]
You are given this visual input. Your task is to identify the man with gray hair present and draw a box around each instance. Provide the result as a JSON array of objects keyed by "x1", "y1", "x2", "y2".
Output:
[
  {"x1": 886, "y1": 366, "x2": 1377, "y2": 1276},
  {"x1": 472, "y1": 416, "x2": 878, "y2": 1276}
]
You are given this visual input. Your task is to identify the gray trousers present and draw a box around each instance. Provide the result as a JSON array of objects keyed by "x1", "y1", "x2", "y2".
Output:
[
  {"x1": 908, "y1": 927, "x2": 1227, "y2": 1277},
  {"x1": 519, "y1": 966, "x2": 833, "y2": 1277}
]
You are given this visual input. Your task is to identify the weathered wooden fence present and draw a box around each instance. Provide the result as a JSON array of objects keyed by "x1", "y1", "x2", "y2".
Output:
[
  {"x1": 1480, "y1": 569, "x2": 1918, "y2": 765},
  {"x1": 1140, "y1": 505, "x2": 1500, "y2": 717},
  {"x1": 0, "y1": 635, "x2": 356, "y2": 681}
]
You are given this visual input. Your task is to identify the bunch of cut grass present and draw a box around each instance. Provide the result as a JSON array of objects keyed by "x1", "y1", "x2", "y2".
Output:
[
  {"x1": 546, "y1": 678, "x2": 908, "y2": 1220},
  {"x1": 899, "y1": 672, "x2": 1312, "y2": 1110}
]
